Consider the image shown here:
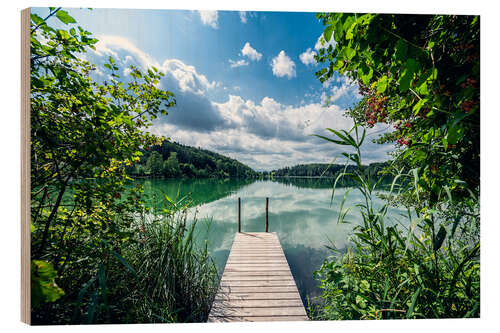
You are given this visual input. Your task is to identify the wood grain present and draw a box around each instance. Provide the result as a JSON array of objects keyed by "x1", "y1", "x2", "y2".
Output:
[
  {"x1": 208, "y1": 232, "x2": 307, "y2": 323},
  {"x1": 21, "y1": 7, "x2": 31, "y2": 325}
]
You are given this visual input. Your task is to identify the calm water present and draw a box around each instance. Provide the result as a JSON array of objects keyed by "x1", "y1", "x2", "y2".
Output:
[{"x1": 135, "y1": 177, "x2": 405, "y2": 304}]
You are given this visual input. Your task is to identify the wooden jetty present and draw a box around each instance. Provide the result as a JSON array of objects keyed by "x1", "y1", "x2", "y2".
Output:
[{"x1": 208, "y1": 198, "x2": 308, "y2": 322}]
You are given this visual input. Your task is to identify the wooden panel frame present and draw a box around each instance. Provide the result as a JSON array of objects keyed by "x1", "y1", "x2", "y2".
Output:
[{"x1": 21, "y1": 7, "x2": 31, "y2": 325}]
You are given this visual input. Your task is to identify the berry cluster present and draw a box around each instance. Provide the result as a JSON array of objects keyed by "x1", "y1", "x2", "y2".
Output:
[
  {"x1": 396, "y1": 138, "x2": 410, "y2": 146},
  {"x1": 460, "y1": 99, "x2": 478, "y2": 113},
  {"x1": 364, "y1": 95, "x2": 388, "y2": 127},
  {"x1": 460, "y1": 77, "x2": 477, "y2": 89}
]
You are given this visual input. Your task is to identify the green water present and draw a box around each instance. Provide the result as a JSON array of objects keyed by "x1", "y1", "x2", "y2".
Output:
[{"x1": 134, "y1": 177, "x2": 405, "y2": 303}]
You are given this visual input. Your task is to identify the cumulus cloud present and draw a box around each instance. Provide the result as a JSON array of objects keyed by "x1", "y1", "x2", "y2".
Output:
[
  {"x1": 320, "y1": 75, "x2": 361, "y2": 109},
  {"x1": 90, "y1": 35, "x2": 225, "y2": 132},
  {"x1": 198, "y1": 10, "x2": 218, "y2": 29},
  {"x1": 229, "y1": 59, "x2": 249, "y2": 68},
  {"x1": 315, "y1": 33, "x2": 336, "y2": 51},
  {"x1": 241, "y1": 42, "x2": 262, "y2": 61},
  {"x1": 89, "y1": 35, "x2": 390, "y2": 171},
  {"x1": 239, "y1": 11, "x2": 247, "y2": 23},
  {"x1": 299, "y1": 48, "x2": 317, "y2": 66},
  {"x1": 152, "y1": 93, "x2": 391, "y2": 170},
  {"x1": 271, "y1": 50, "x2": 296, "y2": 79}
]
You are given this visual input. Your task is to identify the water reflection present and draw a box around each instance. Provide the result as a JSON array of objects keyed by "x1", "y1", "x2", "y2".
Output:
[{"x1": 134, "y1": 178, "x2": 405, "y2": 304}]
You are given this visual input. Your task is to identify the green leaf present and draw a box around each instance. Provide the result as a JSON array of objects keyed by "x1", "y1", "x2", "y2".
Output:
[
  {"x1": 377, "y1": 75, "x2": 388, "y2": 93},
  {"x1": 55, "y1": 10, "x2": 77, "y2": 24},
  {"x1": 324, "y1": 25, "x2": 334, "y2": 42},
  {"x1": 110, "y1": 249, "x2": 138, "y2": 279},
  {"x1": 312, "y1": 134, "x2": 350, "y2": 145},
  {"x1": 344, "y1": 47, "x2": 356, "y2": 60},
  {"x1": 57, "y1": 29, "x2": 70, "y2": 40},
  {"x1": 395, "y1": 39, "x2": 408, "y2": 61},
  {"x1": 399, "y1": 58, "x2": 418, "y2": 92},
  {"x1": 361, "y1": 67, "x2": 373, "y2": 85},
  {"x1": 332, "y1": 60, "x2": 345, "y2": 71},
  {"x1": 31, "y1": 260, "x2": 65, "y2": 308},
  {"x1": 31, "y1": 13, "x2": 45, "y2": 26},
  {"x1": 413, "y1": 98, "x2": 428, "y2": 114},
  {"x1": 446, "y1": 124, "x2": 463, "y2": 145},
  {"x1": 355, "y1": 295, "x2": 367, "y2": 308},
  {"x1": 407, "y1": 286, "x2": 422, "y2": 318},
  {"x1": 434, "y1": 225, "x2": 447, "y2": 251}
]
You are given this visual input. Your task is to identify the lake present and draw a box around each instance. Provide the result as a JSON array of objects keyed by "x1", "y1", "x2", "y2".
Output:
[{"x1": 135, "y1": 177, "x2": 405, "y2": 304}]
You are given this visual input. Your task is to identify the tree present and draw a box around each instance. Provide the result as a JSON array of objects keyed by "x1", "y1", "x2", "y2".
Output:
[
  {"x1": 163, "y1": 152, "x2": 180, "y2": 177},
  {"x1": 146, "y1": 151, "x2": 163, "y2": 176},
  {"x1": 315, "y1": 13, "x2": 479, "y2": 204},
  {"x1": 30, "y1": 7, "x2": 175, "y2": 314}
]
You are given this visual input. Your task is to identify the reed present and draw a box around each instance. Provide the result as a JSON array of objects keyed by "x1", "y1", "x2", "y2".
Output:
[{"x1": 310, "y1": 125, "x2": 480, "y2": 320}]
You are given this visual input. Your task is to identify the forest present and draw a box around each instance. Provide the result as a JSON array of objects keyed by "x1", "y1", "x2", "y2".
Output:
[
  {"x1": 127, "y1": 141, "x2": 258, "y2": 178},
  {"x1": 129, "y1": 140, "x2": 390, "y2": 181},
  {"x1": 268, "y1": 162, "x2": 389, "y2": 179}
]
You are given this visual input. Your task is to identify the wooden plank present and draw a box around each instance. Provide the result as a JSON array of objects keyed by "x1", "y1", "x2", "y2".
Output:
[
  {"x1": 212, "y1": 299, "x2": 304, "y2": 308},
  {"x1": 208, "y1": 232, "x2": 307, "y2": 322},
  {"x1": 221, "y1": 275, "x2": 294, "y2": 281},
  {"x1": 221, "y1": 280, "x2": 297, "y2": 287},
  {"x1": 209, "y1": 306, "x2": 306, "y2": 317},
  {"x1": 224, "y1": 266, "x2": 290, "y2": 272},
  {"x1": 227, "y1": 255, "x2": 285, "y2": 259},
  {"x1": 220, "y1": 271, "x2": 290, "y2": 276},
  {"x1": 217, "y1": 286, "x2": 299, "y2": 294},
  {"x1": 214, "y1": 292, "x2": 302, "y2": 300},
  {"x1": 208, "y1": 315, "x2": 308, "y2": 322},
  {"x1": 225, "y1": 264, "x2": 290, "y2": 269},
  {"x1": 226, "y1": 259, "x2": 287, "y2": 264}
]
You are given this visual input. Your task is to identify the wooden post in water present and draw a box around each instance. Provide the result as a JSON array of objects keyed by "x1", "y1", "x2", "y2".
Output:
[
  {"x1": 238, "y1": 197, "x2": 241, "y2": 233},
  {"x1": 265, "y1": 197, "x2": 269, "y2": 232}
]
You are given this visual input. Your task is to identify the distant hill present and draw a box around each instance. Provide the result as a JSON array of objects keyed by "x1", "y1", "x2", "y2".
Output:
[
  {"x1": 127, "y1": 141, "x2": 259, "y2": 179},
  {"x1": 266, "y1": 162, "x2": 390, "y2": 180},
  {"x1": 127, "y1": 140, "x2": 391, "y2": 181}
]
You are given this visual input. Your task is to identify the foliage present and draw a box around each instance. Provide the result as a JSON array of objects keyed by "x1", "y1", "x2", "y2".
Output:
[
  {"x1": 122, "y1": 196, "x2": 219, "y2": 323},
  {"x1": 315, "y1": 13, "x2": 479, "y2": 205},
  {"x1": 31, "y1": 260, "x2": 65, "y2": 308},
  {"x1": 311, "y1": 126, "x2": 480, "y2": 320},
  {"x1": 268, "y1": 162, "x2": 390, "y2": 183},
  {"x1": 146, "y1": 151, "x2": 164, "y2": 176},
  {"x1": 66, "y1": 196, "x2": 218, "y2": 324},
  {"x1": 129, "y1": 140, "x2": 259, "y2": 179},
  {"x1": 29, "y1": 8, "x2": 218, "y2": 324}
]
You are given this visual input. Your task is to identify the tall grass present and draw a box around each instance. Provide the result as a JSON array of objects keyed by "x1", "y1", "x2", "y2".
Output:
[
  {"x1": 34, "y1": 194, "x2": 219, "y2": 325},
  {"x1": 123, "y1": 198, "x2": 219, "y2": 323},
  {"x1": 309, "y1": 125, "x2": 480, "y2": 320}
]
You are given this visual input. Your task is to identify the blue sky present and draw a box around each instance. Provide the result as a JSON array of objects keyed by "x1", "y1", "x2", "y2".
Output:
[{"x1": 33, "y1": 7, "x2": 393, "y2": 170}]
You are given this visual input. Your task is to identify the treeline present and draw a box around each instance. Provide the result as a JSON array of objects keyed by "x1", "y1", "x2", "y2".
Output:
[
  {"x1": 267, "y1": 162, "x2": 391, "y2": 181},
  {"x1": 127, "y1": 141, "x2": 259, "y2": 179}
]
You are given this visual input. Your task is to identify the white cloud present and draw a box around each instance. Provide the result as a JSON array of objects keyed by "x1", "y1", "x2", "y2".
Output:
[
  {"x1": 152, "y1": 93, "x2": 391, "y2": 170},
  {"x1": 271, "y1": 50, "x2": 296, "y2": 79},
  {"x1": 314, "y1": 33, "x2": 336, "y2": 51},
  {"x1": 299, "y1": 48, "x2": 317, "y2": 66},
  {"x1": 198, "y1": 10, "x2": 218, "y2": 29},
  {"x1": 320, "y1": 75, "x2": 361, "y2": 108},
  {"x1": 229, "y1": 59, "x2": 249, "y2": 68},
  {"x1": 241, "y1": 42, "x2": 262, "y2": 61},
  {"x1": 90, "y1": 35, "x2": 389, "y2": 170},
  {"x1": 239, "y1": 11, "x2": 247, "y2": 23}
]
